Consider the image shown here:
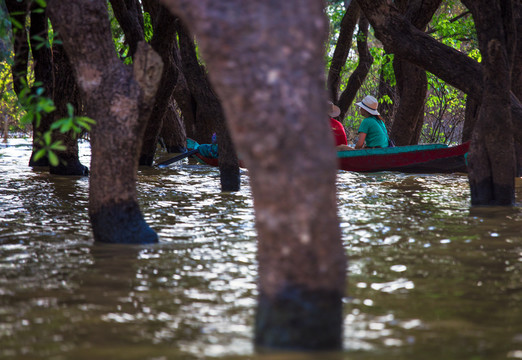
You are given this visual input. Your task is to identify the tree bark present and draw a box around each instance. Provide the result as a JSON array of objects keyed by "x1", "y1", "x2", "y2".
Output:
[
  {"x1": 377, "y1": 53, "x2": 396, "y2": 124},
  {"x1": 338, "y1": 15, "x2": 373, "y2": 120},
  {"x1": 175, "y1": 20, "x2": 240, "y2": 191},
  {"x1": 391, "y1": 58, "x2": 427, "y2": 145},
  {"x1": 47, "y1": 46, "x2": 89, "y2": 176},
  {"x1": 159, "y1": 101, "x2": 186, "y2": 153},
  {"x1": 390, "y1": 0, "x2": 441, "y2": 146},
  {"x1": 512, "y1": 2, "x2": 522, "y2": 177},
  {"x1": 175, "y1": 21, "x2": 216, "y2": 144},
  {"x1": 161, "y1": 0, "x2": 346, "y2": 350},
  {"x1": 28, "y1": 3, "x2": 54, "y2": 167},
  {"x1": 462, "y1": 0, "x2": 515, "y2": 205},
  {"x1": 48, "y1": 0, "x2": 163, "y2": 242},
  {"x1": 139, "y1": 4, "x2": 180, "y2": 165},
  {"x1": 6, "y1": 0, "x2": 88, "y2": 174},
  {"x1": 514, "y1": 2, "x2": 522, "y2": 100},
  {"x1": 5, "y1": 0, "x2": 29, "y2": 96},
  {"x1": 462, "y1": 96, "x2": 479, "y2": 143},
  {"x1": 326, "y1": 0, "x2": 360, "y2": 102},
  {"x1": 108, "y1": 0, "x2": 145, "y2": 57}
]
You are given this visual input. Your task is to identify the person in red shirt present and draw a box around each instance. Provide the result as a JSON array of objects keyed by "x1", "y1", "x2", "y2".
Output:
[{"x1": 327, "y1": 101, "x2": 350, "y2": 150}]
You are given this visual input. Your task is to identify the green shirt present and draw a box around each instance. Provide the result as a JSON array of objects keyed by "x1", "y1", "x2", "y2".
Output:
[{"x1": 358, "y1": 116, "x2": 389, "y2": 148}]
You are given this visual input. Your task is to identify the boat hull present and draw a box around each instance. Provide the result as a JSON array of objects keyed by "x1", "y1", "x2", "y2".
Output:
[
  {"x1": 190, "y1": 141, "x2": 470, "y2": 174},
  {"x1": 337, "y1": 142, "x2": 469, "y2": 173}
]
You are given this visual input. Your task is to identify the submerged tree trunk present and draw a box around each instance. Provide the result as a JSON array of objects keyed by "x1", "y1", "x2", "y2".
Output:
[
  {"x1": 161, "y1": 0, "x2": 346, "y2": 350},
  {"x1": 176, "y1": 20, "x2": 240, "y2": 191},
  {"x1": 47, "y1": 46, "x2": 89, "y2": 176},
  {"x1": 48, "y1": 0, "x2": 163, "y2": 243},
  {"x1": 462, "y1": 0, "x2": 515, "y2": 205},
  {"x1": 6, "y1": 0, "x2": 87, "y2": 174}
]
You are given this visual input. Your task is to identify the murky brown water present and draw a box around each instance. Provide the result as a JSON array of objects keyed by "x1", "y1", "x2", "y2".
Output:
[{"x1": 1, "y1": 138, "x2": 521, "y2": 360}]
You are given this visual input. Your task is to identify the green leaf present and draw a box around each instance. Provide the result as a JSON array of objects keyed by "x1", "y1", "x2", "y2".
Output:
[
  {"x1": 67, "y1": 103, "x2": 74, "y2": 117},
  {"x1": 34, "y1": 0, "x2": 47, "y2": 8},
  {"x1": 50, "y1": 141, "x2": 66, "y2": 151},
  {"x1": 33, "y1": 149, "x2": 47, "y2": 162},
  {"x1": 50, "y1": 119, "x2": 66, "y2": 130},
  {"x1": 43, "y1": 131, "x2": 52, "y2": 145},
  {"x1": 48, "y1": 151, "x2": 59, "y2": 166}
]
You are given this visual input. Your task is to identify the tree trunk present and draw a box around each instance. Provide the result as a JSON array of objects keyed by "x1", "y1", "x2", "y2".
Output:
[
  {"x1": 48, "y1": 0, "x2": 163, "y2": 243},
  {"x1": 390, "y1": 0, "x2": 441, "y2": 146},
  {"x1": 175, "y1": 21, "x2": 216, "y2": 144},
  {"x1": 108, "y1": 0, "x2": 144, "y2": 58},
  {"x1": 48, "y1": 46, "x2": 89, "y2": 176},
  {"x1": 161, "y1": 0, "x2": 346, "y2": 350},
  {"x1": 139, "y1": 5, "x2": 180, "y2": 165},
  {"x1": 512, "y1": 2, "x2": 522, "y2": 177},
  {"x1": 377, "y1": 53, "x2": 396, "y2": 124},
  {"x1": 6, "y1": 0, "x2": 50, "y2": 167},
  {"x1": 462, "y1": 96, "x2": 479, "y2": 143},
  {"x1": 6, "y1": 0, "x2": 88, "y2": 174},
  {"x1": 462, "y1": 0, "x2": 515, "y2": 205},
  {"x1": 176, "y1": 20, "x2": 240, "y2": 191},
  {"x1": 326, "y1": 0, "x2": 360, "y2": 102},
  {"x1": 159, "y1": 101, "x2": 186, "y2": 153},
  {"x1": 391, "y1": 58, "x2": 427, "y2": 145},
  {"x1": 337, "y1": 16, "x2": 373, "y2": 120},
  {"x1": 172, "y1": 73, "x2": 197, "y2": 140}
]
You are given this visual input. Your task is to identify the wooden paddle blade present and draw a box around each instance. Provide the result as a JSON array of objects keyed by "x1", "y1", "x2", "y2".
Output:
[{"x1": 157, "y1": 148, "x2": 199, "y2": 168}]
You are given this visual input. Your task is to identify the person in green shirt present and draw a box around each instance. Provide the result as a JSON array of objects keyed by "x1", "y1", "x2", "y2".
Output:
[{"x1": 355, "y1": 95, "x2": 390, "y2": 149}]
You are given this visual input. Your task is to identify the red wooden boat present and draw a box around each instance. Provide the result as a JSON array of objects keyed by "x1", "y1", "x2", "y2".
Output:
[
  {"x1": 188, "y1": 139, "x2": 469, "y2": 174},
  {"x1": 337, "y1": 142, "x2": 469, "y2": 173}
]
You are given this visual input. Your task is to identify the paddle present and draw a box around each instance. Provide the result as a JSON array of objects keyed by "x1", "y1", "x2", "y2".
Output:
[{"x1": 157, "y1": 148, "x2": 199, "y2": 168}]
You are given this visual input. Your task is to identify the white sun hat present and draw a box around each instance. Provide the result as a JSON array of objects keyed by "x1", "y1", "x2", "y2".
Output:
[
  {"x1": 327, "y1": 101, "x2": 341, "y2": 117},
  {"x1": 356, "y1": 95, "x2": 380, "y2": 116}
]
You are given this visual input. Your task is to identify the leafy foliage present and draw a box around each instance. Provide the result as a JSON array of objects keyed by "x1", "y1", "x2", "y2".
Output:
[
  {"x1": 2, "y1": 1, "x2": 95, "y2": 164},
  {"x1": 325, "y1": 0, "x2": 478, "y2": 144},
  {"x1": 50, "y1": 103, "x2": 95, "y2": 134},
  {"x1": 422, "y1": 74, "x2": 466, "y2": 144}
]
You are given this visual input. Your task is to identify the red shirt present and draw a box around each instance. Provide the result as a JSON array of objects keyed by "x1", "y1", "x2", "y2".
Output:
[{"x1": 330, "y1": 118, "x2": 348, "y2": 146}]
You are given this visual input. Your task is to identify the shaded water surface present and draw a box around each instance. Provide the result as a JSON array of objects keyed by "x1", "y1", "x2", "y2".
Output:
[{"x1": 1, "y1": 138, "x2": 521, "y2": 360}]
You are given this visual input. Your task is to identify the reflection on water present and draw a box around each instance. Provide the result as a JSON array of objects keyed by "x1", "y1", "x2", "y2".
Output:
[{"x1": 0, "y1": 138, "x2": 521, "y2": 360}]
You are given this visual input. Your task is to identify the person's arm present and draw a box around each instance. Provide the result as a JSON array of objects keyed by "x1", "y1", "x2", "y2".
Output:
[
  {"x1": 336, "y1": 144, "x2": 353, "y2": 151},
  {"x1": 355, "y1": 133, "x2": 366, "y2": 149}
]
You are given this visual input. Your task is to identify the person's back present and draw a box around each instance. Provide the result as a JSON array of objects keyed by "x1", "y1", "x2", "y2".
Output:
[
  {"x1": 358, "y1": 115, "x2": 388, "y2": 148},
  {"x1": 354, "y1": 95, "x2": 390, "y2": 149},
  {"x1": 327, "y1": 101, "x2": 348, "y2": 147}
]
